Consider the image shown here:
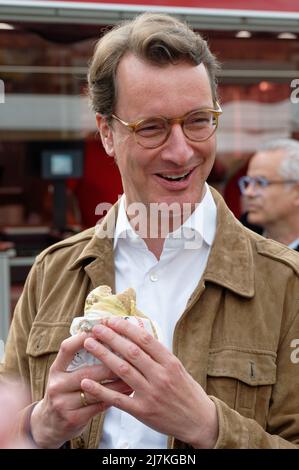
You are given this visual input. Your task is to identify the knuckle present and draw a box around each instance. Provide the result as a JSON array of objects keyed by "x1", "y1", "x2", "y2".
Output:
[
  {"x1": 122, "y1": 320, "x2": 131, "y2": 334},
  {"x1": 118, "y1": 362, "x2": 130, "y2": 376},
  {"x1": 168, "y1": 355, "x2": 183, "y2": 374},
  {"x1": 47, "y1": 382, "x2": 59, "y2": 400},
  {"x1": 53, "y1": 397, "x2": 65, "y2": 415},
  {"x1": 59, "y1": 339, "x2": 70, "y2": 355},
  {"x1": 127, "y1": 343, "x2": 141, "y2": 360},
  {"x1": 156, "y1": 372, "x2": 171, "y2": 391},
  {"x1": 140, "y1": 331, "x2": 153, "y2": 346},
  {"x1": 113, "y1": 395, "x2": 123, "y2": 409}
]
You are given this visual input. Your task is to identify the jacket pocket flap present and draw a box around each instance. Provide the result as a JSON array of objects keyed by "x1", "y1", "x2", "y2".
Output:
[
  {"x1": 208, "y1": 349, "x2": 277, "y2": 386},
  {"x1": 26, "y1": 323, "x2": 71, "y2": 357}
]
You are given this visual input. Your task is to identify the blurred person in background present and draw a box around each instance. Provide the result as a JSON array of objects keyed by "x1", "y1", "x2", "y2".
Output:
[{"x1": 239, "y1": 138, "x2": 299, "y2": 251}]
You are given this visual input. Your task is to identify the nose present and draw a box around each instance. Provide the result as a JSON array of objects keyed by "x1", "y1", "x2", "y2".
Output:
[{"x1": 160, "y1": 123, "x2": 194, "y2": 166}]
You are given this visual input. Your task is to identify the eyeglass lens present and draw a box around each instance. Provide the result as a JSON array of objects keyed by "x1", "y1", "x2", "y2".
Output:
[
  {"x1": 239, "y1": 176, "x2": 268, "y2": 193},
  {"x1": 134, "y1": 110, "x2": 217, "y2": 148}
]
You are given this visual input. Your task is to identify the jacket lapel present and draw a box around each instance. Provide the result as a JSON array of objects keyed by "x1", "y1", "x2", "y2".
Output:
[
  {"x1": 204, "y1": 188, "x2": 255, "y2": 298},
  {"x1": 67, "y1": 202, "x2": 119, "y2": 291}
]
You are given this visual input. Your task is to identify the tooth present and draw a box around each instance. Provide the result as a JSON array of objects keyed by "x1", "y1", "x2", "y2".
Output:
[{"x1": 162, "y1": 172, "x2": 189, "y2": 179}]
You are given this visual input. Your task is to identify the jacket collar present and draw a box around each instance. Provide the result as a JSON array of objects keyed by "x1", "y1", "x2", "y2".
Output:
[
  {"x1": 67, "y1": 203, "x2": 119, "y2": 289},
  {"x1": 204, "y1": 187, "x2": 255, "y2": 298},
  {"x1": 68, "y1": 187, "x2": 255, "y2": 298}
]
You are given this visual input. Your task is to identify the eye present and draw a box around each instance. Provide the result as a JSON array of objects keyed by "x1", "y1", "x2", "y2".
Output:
[
  {"x1": 136, "y1": 119, "x2": 165, "y2": 136},
  {"x1": 185, "y1": 112, "x2": 212, "y2": 127},
  {"x1": 256, "y1": 177, "x2": 268, "y2": 188}
]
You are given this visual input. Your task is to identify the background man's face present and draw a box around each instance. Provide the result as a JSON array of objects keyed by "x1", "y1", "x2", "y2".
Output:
[
  {"x1": 244, "y1": 149, "x2": 297, "y2": 226},
  {"x1": 100, "y1": 54, "x2": 217, "y2": 210}
]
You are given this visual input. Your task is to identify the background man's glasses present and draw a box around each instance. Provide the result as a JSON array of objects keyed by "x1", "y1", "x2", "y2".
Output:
[
  {"x1": 111, "y1": 103, "x2": 222, "y2": 149},
  {"x1": 238, "y1": 175, "x2": 298, "y2": 194}
]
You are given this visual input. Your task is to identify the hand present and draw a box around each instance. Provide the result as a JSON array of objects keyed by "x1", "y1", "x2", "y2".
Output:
[
  {"x1": 0, "y1": 379, "x2": 32, "y2": 448},
  {"x1": 81, "y1": 318, "x2": 219, "y2": 448},
  {"x1": 31, "y1": 332, "x2": 133, "y2": 448}
]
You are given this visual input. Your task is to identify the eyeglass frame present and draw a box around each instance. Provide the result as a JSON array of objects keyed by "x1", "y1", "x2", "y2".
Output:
[
  {"x1": 238, "y1": 175, "x2": 298, "y2": 194},
  {"x1": 110, "y1": 102, "x2": 222, "y2": 149}
]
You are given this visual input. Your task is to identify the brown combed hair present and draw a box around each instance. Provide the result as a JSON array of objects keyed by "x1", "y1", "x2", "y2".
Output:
[{"x1": 88, "y1": 12, "x2": 220, "y2": 117}]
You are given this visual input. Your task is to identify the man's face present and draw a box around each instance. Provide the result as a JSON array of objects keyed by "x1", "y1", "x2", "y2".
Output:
[
  {"x1": 98, "y1": 54, "x2": 217, "y2": 211},
  {"x1": 244, "y1": 149, "x2": 298, "y2": 227}
]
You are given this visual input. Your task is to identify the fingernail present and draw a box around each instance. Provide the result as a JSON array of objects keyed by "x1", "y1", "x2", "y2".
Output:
[
  {"x1": 93, "y1": 325, "x2": 104, "y2": 335},
  {"x1": 85, "y1": 338, "x2": 97, "y2": 350},
  {"x1": 81, "y1": 379, "x2": 93, "y2": 391}
]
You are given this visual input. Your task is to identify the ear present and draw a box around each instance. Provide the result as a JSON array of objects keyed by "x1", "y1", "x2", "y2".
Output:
[{"x1": 96, "y1": 113, "x2": 115, "y2": 157}]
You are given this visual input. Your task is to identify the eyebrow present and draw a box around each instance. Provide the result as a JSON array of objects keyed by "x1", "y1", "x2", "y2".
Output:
[{"x1": 135, "y1": 105, "x2": 217, "y2": 120}]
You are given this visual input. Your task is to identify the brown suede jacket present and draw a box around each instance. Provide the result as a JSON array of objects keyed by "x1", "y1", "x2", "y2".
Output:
[{"x1": 1, "y1": 188, "x2": 299, "y2": 448}]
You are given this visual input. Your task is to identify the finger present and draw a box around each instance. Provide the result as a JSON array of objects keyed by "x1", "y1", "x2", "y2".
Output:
[
  {"x1": 80, "y1": 378, "x2": 138, "y2": 415},
  {"x1": 59, "y1": 364, "x2": 118, "y2": 393},
  {"x1": 51, "y1": 332, "x2": 91, "y2": 372},
  {"x1": 104, "y1": 379, "x2": 134, "y2": 396},
  {"x1": 72, "y1": 401, "x2": 109, "y2": 419},
  {"x1": 52, "y1": 390, "x2": 101, "y2": 410},
  {"x1": 66, "y1": 382, "x2": 132, "y2": 410},
  {"x1": 104, "y1": 317, "x2": 171, "y2": 365},
  {"x1": 83, "y1": 336, "x2": 148, "y2": 392},
  {"x1": 91, "y1": 323, "x2": 157, "y2": 380}
]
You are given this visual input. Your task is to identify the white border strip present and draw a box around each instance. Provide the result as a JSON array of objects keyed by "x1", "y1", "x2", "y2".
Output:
[
  {"x1": 1, "y1": 1, "x2": 299, "y2": 19},
  {"x1": 1, "y1": 0, "x2": 299, "y2": 30}
]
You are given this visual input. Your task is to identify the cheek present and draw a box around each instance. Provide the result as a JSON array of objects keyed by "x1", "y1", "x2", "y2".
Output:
[
  {"x1": 264, "y1": 190, "x2": 281, "y2": 205},
  {"x1": 115, "y1": 148, "x2": 148, "y2": 187},
  {"x1": 205, "y1": 139, "x2": 216, "y2": 162}
]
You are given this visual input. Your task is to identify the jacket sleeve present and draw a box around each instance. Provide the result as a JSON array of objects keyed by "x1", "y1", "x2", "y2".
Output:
[
  {"x1": 210, "y1": 309, "x2": 299, "y2": 449},
  {"x1": 0, "y1": 260, "x2": 40, "y2": 384}
]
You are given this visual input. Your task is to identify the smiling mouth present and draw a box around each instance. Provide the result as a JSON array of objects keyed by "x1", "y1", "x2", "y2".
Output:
[{"x1": 155, "y1": 169, "x2": 193, "y2": 182}]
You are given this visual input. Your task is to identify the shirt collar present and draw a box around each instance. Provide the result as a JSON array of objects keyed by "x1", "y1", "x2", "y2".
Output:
[
  {"x1": 113, "y1": 184, "x2": 216, "y2": 250},
  {"x1": 288, "y1": 237, "x2": 299, "y2": 250},
  {"x1": 171, "y1": 184, "x2": 216, "y2": 247},
  {"x1": 113, "y1": 195, "x2": 138, "y2": 249}
]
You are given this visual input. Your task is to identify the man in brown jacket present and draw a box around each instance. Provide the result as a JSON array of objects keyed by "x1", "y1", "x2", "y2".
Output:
[{"x1": 1, "y1": 13, "x2": 299, "y2": 449}]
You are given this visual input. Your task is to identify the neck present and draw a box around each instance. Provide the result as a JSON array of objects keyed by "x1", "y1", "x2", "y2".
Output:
[
  {"x1": 264, "y1": 217, "x2": 299, "y2": 246},
  {"x1": 143, "y1": 237, "x2": 165, "y2": 260},
  {"x1": 125, "y1": 201, "x2": 199, "y2": 258}
]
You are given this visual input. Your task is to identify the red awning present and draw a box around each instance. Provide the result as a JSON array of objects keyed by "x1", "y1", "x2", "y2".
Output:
[{"x1": 46, "y1": 0, "x2": 299, "y2": 13}]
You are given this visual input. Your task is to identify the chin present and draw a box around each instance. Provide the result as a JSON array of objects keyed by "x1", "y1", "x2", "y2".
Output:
[
  {"x1": 154, "y1": 194, "x2": 200, "y2": 208},
  {"x1": 247, "y1": 213, "x2": 263, "y2": 226}
]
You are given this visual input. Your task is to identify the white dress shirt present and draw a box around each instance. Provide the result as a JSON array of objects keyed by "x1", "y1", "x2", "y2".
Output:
[
  {"x1": 288, "y1": 237, "x2": 299, "y2": 250},
  {"x1": 99, "y1": 185, "x2": 217, "y2": 449}
]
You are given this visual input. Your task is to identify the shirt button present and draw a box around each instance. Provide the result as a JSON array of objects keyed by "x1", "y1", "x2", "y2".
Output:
[
  {"x1": 119, "y1": 441, "x2": 129, "y2": 449},
  {"x1": 150, "y1": 272, "x2": 158, "y2": 282}
]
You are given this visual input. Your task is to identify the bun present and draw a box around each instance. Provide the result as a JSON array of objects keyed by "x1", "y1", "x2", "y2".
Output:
[{"x1": 70, "y1": 285, "x2": 159, "y2": 340}]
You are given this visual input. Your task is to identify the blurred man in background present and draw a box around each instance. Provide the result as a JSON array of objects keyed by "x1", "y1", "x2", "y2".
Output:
[{"x1": 239, "y1": 138, "x2": 299, "y2": 251}]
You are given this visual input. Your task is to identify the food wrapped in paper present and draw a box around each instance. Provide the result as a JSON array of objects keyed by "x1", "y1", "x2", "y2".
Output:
[{"x1": 67, "y1": 285, "x2": 160, "y2": 371}]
